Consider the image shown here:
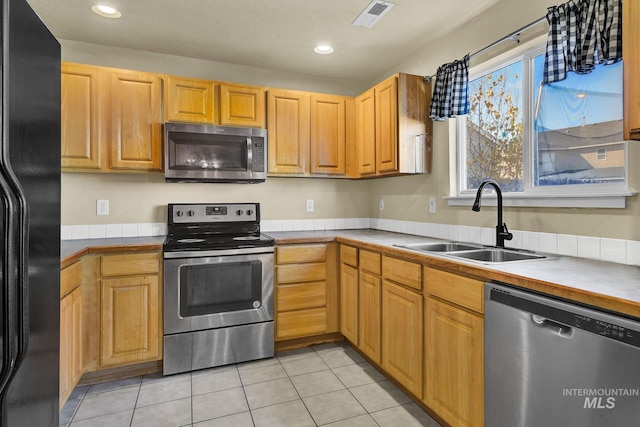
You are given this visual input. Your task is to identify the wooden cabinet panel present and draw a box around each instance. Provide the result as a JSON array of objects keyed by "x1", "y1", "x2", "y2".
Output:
[
  {"x1": 340, "y1": 263, "x2": 359, "y2": 344},
  {"x1": 624, "y1": 0, "x2": 640, "y2": 140},
  {"x1": 100, "y1": 275, "x2": 160, "y2": 367},
  {"x1": 101, "y1": 252, "x2": 160, "y2": 277},
  {"x1": 310, "y1": 94, "x2": 346, "y2": 175},
  {"x1": 276, "y1": 308, "x2": 327, "y2": 340},
  {"x1": 277, "y1": 264, "x2": 326, "y2": 284},
  {"x1": 277, "y1": 281, "x2": 326, "y2": 311},
  {"x1": 355, "y1": 88, "x2": 376, "y2": 176},
  {"x1": 267, "y1": 89, "x2": 310, "y2": 174},
  {"x1": 375, "y1": 76, "x2": 398, "y2": 174},
  {"x1": 382, "y1": 280, "x2": 423, "y2": 397},
  {"x1": 425, "y1": 296, "x2": 483, "y2": 427},
  {"x1": 425, "y1": 268, "x2": 484, "y2": 314},
  {"x1": 61, "y1": 260, "x2": 83, "y2": 298},
  {"x1": 60, "y1": 285, "x2": 82, "y2": 407},
  {"x1": 165, "y1": 76, "x2": 217, "y2": 124},
  {"x1": 277, "y1": 244, "x2": 327, "y2": 264},
  {"x1": 109, "y1": 70, "x2": 163, "y2": 171},
  {"x1": 382, "y1": 256, "x2": 422, "y2": 290},
  {"x1": 359, "y1": 271, "x2": 381, "y2": 364},
  {"x1": 360, "y1": 250, "x2": 381, "y2": 275},
  {"x1": 220, "y1": 83, "x2": 265, "y2": 128},
  {"x1": 61, "y1": 63, "x2": 104, "y2": 170}
]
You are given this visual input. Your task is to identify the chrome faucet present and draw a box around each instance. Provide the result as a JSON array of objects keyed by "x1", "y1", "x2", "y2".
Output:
[{"x1": 472, "y1": 179, "x2": 513, "y2": 248}]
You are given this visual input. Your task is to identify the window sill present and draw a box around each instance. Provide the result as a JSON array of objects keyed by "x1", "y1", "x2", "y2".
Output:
[{"x1": 446, "y1": 191, "x2": 636, "y2": 209}]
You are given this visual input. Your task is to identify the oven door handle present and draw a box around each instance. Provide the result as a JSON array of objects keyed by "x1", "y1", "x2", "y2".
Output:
[{"x1": 164, "y1": 246, "x2": 274, "y2": 259}]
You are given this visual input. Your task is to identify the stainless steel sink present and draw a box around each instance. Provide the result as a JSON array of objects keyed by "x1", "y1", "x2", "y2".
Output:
[
  {"x1": 398, "y1": 242, "x2": 483, "y2": 252},
  {"x1": 449, "y1": 248, "x2": 546, "y2": 263}
]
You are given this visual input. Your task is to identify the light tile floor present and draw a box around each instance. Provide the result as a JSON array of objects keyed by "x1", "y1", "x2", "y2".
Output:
[{"x1": 60, "y1": 342, "x2": 442, "y2": 427}]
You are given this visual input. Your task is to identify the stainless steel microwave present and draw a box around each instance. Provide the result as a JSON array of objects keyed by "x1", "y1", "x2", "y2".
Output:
[{"x1": 164, "y1": 122, "x2": 267, "y2": 183}]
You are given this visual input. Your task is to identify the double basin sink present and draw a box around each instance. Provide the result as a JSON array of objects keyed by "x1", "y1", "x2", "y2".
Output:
[{"x1": 395, "y1": 241, "x2": 547, "y2": 264}]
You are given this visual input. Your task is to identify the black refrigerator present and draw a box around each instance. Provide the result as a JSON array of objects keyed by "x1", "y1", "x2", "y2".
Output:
[{"x1": 0, "y1": 0, "x2": 61, "y2": 425}]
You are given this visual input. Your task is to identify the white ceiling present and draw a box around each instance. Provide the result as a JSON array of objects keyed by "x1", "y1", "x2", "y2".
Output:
[{"x1": 26, "y1": 0, "x2": 501, "y2": 83}]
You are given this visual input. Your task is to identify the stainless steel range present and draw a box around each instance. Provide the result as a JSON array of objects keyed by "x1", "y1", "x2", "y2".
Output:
[{"x1": 162, "y1": 202, "x2": 274, "y2": 375}]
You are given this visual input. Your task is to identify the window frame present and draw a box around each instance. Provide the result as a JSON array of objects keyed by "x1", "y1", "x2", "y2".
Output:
[{"x1": 448, "y1": 37, "x2": 632, "y2": 209}]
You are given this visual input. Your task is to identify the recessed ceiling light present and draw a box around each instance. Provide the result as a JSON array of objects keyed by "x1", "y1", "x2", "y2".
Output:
[
  {"x1": 314, "y1": 45, "x2": 334, "y2": 55},
  {"x1": 91, "y1": 4, "x2": 122, "y2": 19}
]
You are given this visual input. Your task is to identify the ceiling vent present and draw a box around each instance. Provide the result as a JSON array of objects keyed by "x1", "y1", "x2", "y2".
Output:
[{"x1": 352, "y1": 1, "x2": 396, "y2": 28}]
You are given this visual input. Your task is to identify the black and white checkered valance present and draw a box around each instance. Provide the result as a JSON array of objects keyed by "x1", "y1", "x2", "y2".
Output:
[
  {"x1": 428, "y1": 55, "x2": 470, "y2": 121},
  {"x1": 543, "y1": 0, "x2": 622, "y2": 84}
]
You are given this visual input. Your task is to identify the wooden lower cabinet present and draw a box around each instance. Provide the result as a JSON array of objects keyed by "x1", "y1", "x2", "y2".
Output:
[
  {"x1": 100, "y1": 275, "x2": 160, "y2": 367},
  {"x1": 339, "y1": 263, "x2": 359, "y2": 343},
  {"x1": 381, "y1": 279, "x2": 423, "y2": 398},
  {"x1": 358, "y1": 271, "x2": 381, "y2": 364},
  {"x1": 60, "y1": 285, "x2": 82, "y2": 407},
  {"x1": 275, "y1": 244, "x2": 339, "y2": 341},
  {"x1": 424, "y1": 268, "x2": 484, "y2": 427}
]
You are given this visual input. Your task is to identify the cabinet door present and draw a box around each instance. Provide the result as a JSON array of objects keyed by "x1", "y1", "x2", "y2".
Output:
[
  {"x1": 100, "y1": 275, "x2": 160, "y2": 367},
  {"x1": 220, "y1": 83, "x2": 265, "y2": 128},
  {"x1": 109, "y1": 70, "x2": 163, "y2": 171},
  {"x1": 267, "y1": 89, "x2": 310, "y2": 174},
  {"x1": 624, "y1": 0, "x2": 640, "y2": 140},
  {"x1": 340, "y1": 263, "x2": 359, "y2": 344},
  {"x1": 359, "y1": 271, "x2": 381, "y2": 364},
  {"x1": 60, "y1": 286, "x2": 82, "y2": 407},
  {"x1": 375, "y1": 76, "x2": 398, "y2": 174},
  {"x1": 61, "y1": 63, "x2": 104, "y2": 170},
  {"x1": 382, "y1": 280, "x2": 423, "y2": 398},
  {"x1": 165, "y1": 76, "x2": 217, "y2": 124},
  {"x1": 310, "y1": 94, "x2": 346, "y2": 175},
  {"x1": 424, "y1": 296, "x2": 483, "y2": 427},
  {"x1": 355, "y1": 88, "x2": 376, "y2": 176}
]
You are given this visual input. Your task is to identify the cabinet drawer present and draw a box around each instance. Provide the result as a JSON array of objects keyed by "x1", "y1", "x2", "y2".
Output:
[
  {"x1": 340, "y1": 245, "x2": 358, "y2": 267},
  {"x1": 277, "y1": 263, "x2": 326, "y2": 284},
  {"x1": 277, "y1": 281, "x2": 327, "y2": 311},
  {"x1": 360, "y1": 250, "x2": 381, "y2": 275},
  {"x1": 61, "y1": 260, "x2": 83, "y2": 298},
  {"x1": 276, "y1": 307, "x2": 327, "y2": 340},
  {"x1": 277, "y1": 244, "x2": 327, "y2": 264},
  {"x1": 382, "y1": 256, "x2": 422, "y2": 290},
  {"x1": 425, "y1": 268, "x2": 484, "y2": 314},
  {"x1": 101, "y1": 252, "x2": 160, "y2": 277}
]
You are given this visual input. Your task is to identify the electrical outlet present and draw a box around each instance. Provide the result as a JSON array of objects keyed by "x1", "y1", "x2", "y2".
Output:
[
  {"x1": 305, "y1": 199, "x2": 314, "y2": 212},
  {"x1": 97, "y1": 199, "x2": 109, "y2": 216},
  {"x1": 379, "y1": 199, "x2": 384, "y2": 211},
  {"x1": 429, "y1": 197, "x2": 436, "y2": 214}
]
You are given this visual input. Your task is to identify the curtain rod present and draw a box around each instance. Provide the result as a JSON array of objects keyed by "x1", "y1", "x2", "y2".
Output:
[{"x1": 424, "y1": 15, "x2": 547, "y2": 82}]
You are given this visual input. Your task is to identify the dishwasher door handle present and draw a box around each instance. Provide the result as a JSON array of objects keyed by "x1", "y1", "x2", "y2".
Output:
[{"x1": 531, "y1": 314, "x2": 573, "y2": 338}]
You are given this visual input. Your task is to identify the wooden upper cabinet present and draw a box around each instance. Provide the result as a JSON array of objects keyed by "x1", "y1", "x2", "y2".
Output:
[
  {"x1": 375, "y1": 76, "x2": 398, "y2": 174},
  {"x1": 353, "y1": 73, "x2": 431, "y2": 177},
  {"x1": 624, "y1": 0, "x2": 640, "y2": 140},
  {"x1": 109, "y1": 70, "x2": 163, "y2": 171},
  {"x1": 267, "y1": 89, "x2": 310, "y2": 174},
  {"x1": 164, "y1": 76, "x2": 217, "y2": 124},
  {"x1": 220, "y1": 83, "x2": 266, "y2": 128},
  {"x1": 310, "y1": 94, "x2": 349, "y2": 175},
  {"x1": 61, "y1": 63, "x2": 104, "y2": 170}
]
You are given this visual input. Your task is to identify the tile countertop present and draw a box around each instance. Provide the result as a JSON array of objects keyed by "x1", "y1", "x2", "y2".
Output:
[{"x1": 60, "y1": 229, "x2": 640, "y2": 319}]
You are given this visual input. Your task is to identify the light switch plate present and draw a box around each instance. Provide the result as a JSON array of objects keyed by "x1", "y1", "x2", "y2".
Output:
[{"x1": 305, "y1": 199, "x2": 314, "y2": 212}]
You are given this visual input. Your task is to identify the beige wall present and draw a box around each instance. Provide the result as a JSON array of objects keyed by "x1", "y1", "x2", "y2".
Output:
[{"x1": 61, "y1": 0, "x2": 640, "y2": 241}]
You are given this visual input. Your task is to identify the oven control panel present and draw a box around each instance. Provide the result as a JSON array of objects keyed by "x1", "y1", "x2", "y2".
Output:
[{"x1": 170, "y1": 203, "x2": 258, "y2": 224}]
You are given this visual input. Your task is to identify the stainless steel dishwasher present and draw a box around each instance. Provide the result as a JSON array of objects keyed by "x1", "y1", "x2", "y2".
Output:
[{"x1": 485, "y1": 282, "x2": 640, "y2": 426}]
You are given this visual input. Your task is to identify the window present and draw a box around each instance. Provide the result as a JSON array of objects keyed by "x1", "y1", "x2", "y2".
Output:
[{"x1": 454, "y1": 40, "x2": 628, "y2": 207}]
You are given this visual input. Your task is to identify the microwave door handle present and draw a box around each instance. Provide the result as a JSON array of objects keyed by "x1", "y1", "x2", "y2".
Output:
[{"x1": 246, "y1": 137, "x2": 253, "y2": 165}]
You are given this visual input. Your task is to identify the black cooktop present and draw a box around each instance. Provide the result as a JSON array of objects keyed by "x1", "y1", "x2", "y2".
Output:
[{"x1": 163, "y1": 232, "x2": 274, "y2": 252}]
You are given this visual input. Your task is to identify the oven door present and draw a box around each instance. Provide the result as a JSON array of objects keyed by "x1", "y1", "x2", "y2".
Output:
[{"x1": 164, "y1": 251, "x2": 274, "y2": 335}]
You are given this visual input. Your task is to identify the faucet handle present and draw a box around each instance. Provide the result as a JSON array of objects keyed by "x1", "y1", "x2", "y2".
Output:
[{"x1": 502, "y1": 223, "x2": 513, "y2": 241}]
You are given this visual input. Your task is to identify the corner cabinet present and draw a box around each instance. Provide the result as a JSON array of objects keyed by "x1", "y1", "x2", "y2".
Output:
[
  {"x1": 61, "y1": 62, "x2": 163, "y2": 173},
  {"x1": 624, "y1": 0, "x2": 640, "y2": 140},
  {"x1": 267, "y1": 89, "x2": 353, "y2": 177},
  {"x1": 424, "y1": 268, "x2": 484, "y2": 427},
  {"x1": 355, "y1": 73, "x2": 431, "y2": 177}
]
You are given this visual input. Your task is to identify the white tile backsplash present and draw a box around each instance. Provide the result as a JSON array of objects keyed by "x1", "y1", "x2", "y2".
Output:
[{"x1": 62, "y1": 218, "x2": 640, "y2": 267}]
